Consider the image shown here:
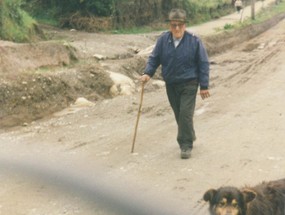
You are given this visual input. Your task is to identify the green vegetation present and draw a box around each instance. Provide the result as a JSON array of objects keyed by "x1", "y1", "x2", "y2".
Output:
[
  {"x1": 224, "y1": 23, "x2": 235, "y2": 30},
  {"x1": 182, "y1": 0, "x2": 234, "y2": 23},
  {"x1": 222, "y1": 0, "x2": 285, "y2": 31},
  {"x1": 251, "y1": 0, "x2": 285, "y2": 23},
  {"x1": 0, "y1": 0, "x2": 40, "y2": 42},
  {"x1": 24, "y1": 0, "x2": 116, "y2": 18},
  {"x1": 113, "y1": 27, "x2": 158, "y2": 34},
  {"x1": 195, "y1": 0, "x2": 231, "y2": 7},
  {"x1": 23, "y1": 0, "x2": 235, "y2": 29}
]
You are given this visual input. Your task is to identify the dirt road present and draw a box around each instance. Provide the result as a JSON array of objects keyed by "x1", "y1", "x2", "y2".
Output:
[{"x1": 1, "y1": 4, "x2": 285, "y2": 215}]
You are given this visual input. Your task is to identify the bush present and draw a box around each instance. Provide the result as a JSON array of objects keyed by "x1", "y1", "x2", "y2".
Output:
[
  {"x1": 0, "y1": 0, "x2": 43, "y2": 42},
  {"x1": 24, "y1": 0, "x2": 116, "y2": 17},
  {"x1": 22, "y1": 0, "x2": 235, "y2": 31}
]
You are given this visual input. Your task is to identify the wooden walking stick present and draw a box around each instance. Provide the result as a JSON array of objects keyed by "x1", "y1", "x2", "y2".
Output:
[{"x1": 131, "y1": 82, "x2": 145, "y2": 153}]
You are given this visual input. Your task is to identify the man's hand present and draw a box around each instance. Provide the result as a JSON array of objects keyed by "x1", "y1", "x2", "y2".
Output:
[
  {"x1": 200, "y1": 89, "x2": 210, "y2": 100},
  {"x1": 140, "y1": 74, "x2": 151, "y2": 83}
]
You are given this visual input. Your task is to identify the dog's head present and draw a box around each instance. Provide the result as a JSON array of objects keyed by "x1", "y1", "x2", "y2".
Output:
[{"x1": 203, "y1": 186, "x2": 257, "y2": 215}]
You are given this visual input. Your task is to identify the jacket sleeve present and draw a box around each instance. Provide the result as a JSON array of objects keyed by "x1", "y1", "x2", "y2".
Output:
[
  {"x1": 144, "y1": 35, "x2": 163, "y2": 77},
  {"x1": 196, "y1": 39, "x2": 210, "y2": 90}
]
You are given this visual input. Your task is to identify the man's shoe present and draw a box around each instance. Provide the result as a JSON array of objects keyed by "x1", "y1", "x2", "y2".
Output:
[{"x1": 180, "y1": 149, "x2": 191, "y2": 159}]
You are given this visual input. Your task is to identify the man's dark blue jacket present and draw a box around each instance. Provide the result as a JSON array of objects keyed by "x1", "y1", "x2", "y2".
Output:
[{"x1": 144, "y1": 31, "x2": 210, "y2": 89}]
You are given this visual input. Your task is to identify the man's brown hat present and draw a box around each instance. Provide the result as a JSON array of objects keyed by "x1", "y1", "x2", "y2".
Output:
[{"x1": 166, "y1": 9, "x2": 188, "y2": 22}]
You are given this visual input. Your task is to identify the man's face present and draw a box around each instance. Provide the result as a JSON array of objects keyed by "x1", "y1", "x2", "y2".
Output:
[{"x1": 170, "y1": 21, "x2": 186, "y2": 39}]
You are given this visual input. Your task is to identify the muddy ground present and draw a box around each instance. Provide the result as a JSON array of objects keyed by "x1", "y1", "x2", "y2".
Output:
[{"x1": 0, "y1": 2, "x2": 285, "y2": 215}]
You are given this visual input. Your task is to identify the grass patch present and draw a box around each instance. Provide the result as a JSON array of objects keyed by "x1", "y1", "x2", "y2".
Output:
[
  {"x1": 254, "y1": 0, "x2": 285, "y2": 21},
  {"x1": 112, "y1": 25, "x2": 167, "y2": 34},
  {"x1": 224, "y1": 1, "x2": 285, "y2": 30},
  {"x1": 0, "y1": 0, "x2": 42, "y2": 42},
  {"x1": 224, "y1": 23, "x2": 235, "y2": 30},
  {"x1": 35, "y1": 16, "x2": 59, "y2": 27}
]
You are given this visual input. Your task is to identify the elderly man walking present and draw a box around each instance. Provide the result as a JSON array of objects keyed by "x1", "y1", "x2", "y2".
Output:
[{"x1": 140, "y1": 8, "x2": 210, "y2": 159}]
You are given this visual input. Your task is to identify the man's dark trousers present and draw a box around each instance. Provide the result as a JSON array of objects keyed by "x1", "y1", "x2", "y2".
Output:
[{"x1": 166, "y1": 80, "x2": 198, "y2": 150}]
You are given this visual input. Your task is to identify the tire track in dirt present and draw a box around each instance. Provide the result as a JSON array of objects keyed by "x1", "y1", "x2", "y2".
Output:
[{"x1": 210, "y1": 18, "x2": 285, "y2": 90}]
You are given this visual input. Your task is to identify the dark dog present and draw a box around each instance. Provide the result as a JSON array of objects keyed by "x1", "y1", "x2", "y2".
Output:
[{"x1": 203, "y1": 178, "x2": 285, "y2": 215}]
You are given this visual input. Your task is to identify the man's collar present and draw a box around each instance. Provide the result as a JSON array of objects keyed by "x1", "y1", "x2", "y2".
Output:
[{"x1": 173, "y1": 36, "x2": 182, "y2": 41}]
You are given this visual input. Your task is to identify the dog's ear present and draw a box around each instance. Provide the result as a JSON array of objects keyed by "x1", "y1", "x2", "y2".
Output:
[
  {"x1": 242, "y1": 189, "x2": 257, "y2": 203},
  {"x1": 203, "y1": 189, "x2": 217, "y2": 203}
]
